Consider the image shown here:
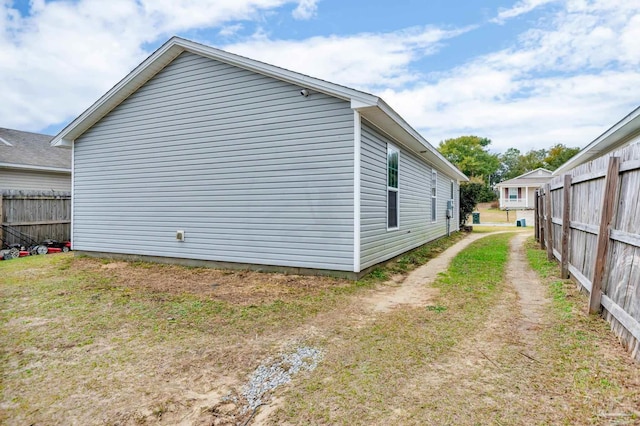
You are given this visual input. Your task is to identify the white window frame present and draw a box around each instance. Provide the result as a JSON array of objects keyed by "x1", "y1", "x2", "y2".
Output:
[
  {"x1": 431, "y1": 170, "x2": 437, "y2": 223},
  {"x1": 509, "y1": 187, "x2": 518, "y2": 200},
  {"x1": 450, "y1": 180, "x2": 454, "y2": 209},
  {"x1": 387, "y1": 144, "x2": 400, "y2": 231}
]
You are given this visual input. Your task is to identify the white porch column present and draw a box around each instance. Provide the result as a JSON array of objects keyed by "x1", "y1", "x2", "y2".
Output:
[{"x1": 525, "y1": 186, "x2": 529, "y2": 208}]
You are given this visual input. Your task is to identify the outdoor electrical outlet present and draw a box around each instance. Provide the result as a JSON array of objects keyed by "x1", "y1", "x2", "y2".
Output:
[{"x1": 176, "y1": 230, "x2": 185, "y2": 241}]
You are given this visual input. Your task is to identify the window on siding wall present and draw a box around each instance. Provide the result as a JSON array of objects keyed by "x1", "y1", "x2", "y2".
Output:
[
  {"x1": 450, "y1": 181, "x2": 454, "y2": 208},
  {"x1": 431, "y1": 170, "x2": 437, "y2": 222},
  {"x1": 509, "y1": 187, "x2": 518, "y2": 200},
  {"x1": 387, "y1": 145, "x2": 399, "y2": 230}
]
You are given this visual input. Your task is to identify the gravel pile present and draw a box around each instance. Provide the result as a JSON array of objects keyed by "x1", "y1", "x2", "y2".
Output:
[{"x1": 241, "y1": 346, "x2": 323, "y2": 413}]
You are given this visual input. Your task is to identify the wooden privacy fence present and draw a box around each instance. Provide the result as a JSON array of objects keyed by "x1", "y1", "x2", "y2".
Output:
[
  {"x1": 0, "y1": 190, "x2": 71, "y2": 247},
  {"x1": 534, "y1": 142, "x2": 640, "y2": 361}
]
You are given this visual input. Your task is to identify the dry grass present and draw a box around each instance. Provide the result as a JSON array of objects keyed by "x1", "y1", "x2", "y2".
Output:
[
  {"x1": 474, "y1": 202, "x2": 513, "y2": 223},
  {"x1": 3, "y1": 233, "x2": 638, "y2": 425},
  {"x1": 268, "y1": 234, "x2": 640, "y2": 425},
  {"x1": 0, "y1": 233, "x2": 466, "y2": 425}
]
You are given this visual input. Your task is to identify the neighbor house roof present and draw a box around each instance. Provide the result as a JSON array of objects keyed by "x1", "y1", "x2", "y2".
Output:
[
  {"x1": 496, "y1": 168, "x2": 553, "y2": 187},
  {"x1": 51, "y1": 36, "x2": 468, "y2": 182},
  {"x1": 0, "y1": 127, "x2": 71, "y2": 172},
  {"x1": 553, "y1": 105, "x2": 640, "y2": 175}
]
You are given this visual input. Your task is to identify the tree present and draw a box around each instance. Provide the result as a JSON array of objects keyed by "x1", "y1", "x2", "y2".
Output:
[
  {"x1": 459, "y1": 182, "x2": 485, "y2": 226},
  {"x1": 519, "y1": 148, "x2": 547, "y2": 171},
  {"x1": 438, "y1": 136, "x2": 500, "y2": 183},
  {"x1": 495, "y1": 148, "x2": 523, "y2": 182},
  {"x1": 544, "y1": 144, "x2": 580, "y2": 170}
]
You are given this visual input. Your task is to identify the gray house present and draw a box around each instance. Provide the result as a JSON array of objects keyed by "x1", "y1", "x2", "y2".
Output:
[
  {"x1": 52, "y1": 37, "x2": 467, "y2": 277},
  {"x1": 0, "y1": 127, "x2": 71, "y2": 191}
]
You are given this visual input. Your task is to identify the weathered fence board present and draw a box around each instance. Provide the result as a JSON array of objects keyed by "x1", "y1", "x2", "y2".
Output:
[
  {"x1": 537, "y1": 142, "x2": 640, "y2": 361},
  {"x1": 1, "y1": 190, "x2": 71, "y2": 247}
]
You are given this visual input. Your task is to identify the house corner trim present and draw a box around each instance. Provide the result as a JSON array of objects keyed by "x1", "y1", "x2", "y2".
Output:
[{"x1": 353, "y1": 110, "x2": 361, "y2": 273}]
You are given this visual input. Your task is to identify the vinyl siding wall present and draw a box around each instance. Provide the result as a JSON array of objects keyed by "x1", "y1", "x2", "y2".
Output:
[
  {"x1": 0, "y1": 169, "x2": 71, "y2": 191},
  {"x1": 74, "y1": 52, "x2": 355, "y2": 271},
  {"x1": 360, "y1": 120, "x2": 458, "y2": 269}
]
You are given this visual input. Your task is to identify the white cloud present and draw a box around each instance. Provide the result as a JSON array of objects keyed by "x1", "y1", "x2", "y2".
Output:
[
  {"x1": 0, "y1": 0, "x2": 297, "y2": 131},
  {"x1": 492, "y1": 0, "x2": 559, "y2": 24},
  {"x1": 219, "y1": 23, "x2": 244, "y2": 37},
  {"x1": 223, "y1": 26, "x2": 473, "y2": 90},
  {"x1": 382, "y1": 0, "x2": 640, "y2": 151},
  {"x1": 1, "y1": 0, "x2": 638, "y2": 156},
  {"x1": 292, "y1": 0, "x2": 318, "y2": 20}
]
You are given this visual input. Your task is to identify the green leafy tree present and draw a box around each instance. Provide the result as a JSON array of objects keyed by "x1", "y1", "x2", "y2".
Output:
[
  {"x1": 459, "y1": 182, "x2": 485, "y2": 226},
  {"x1": 544, "y1": 144, "x2": 580, "y2": 170},
  {"x1": 438, "y1": 136, "x2": 500, "y2": 183},
  {"x1": 496, "y1": 148, "x2": 524, "y2": 181},
  {"x1": 519, "y1": 148, "x2": 547, "y2": 171}
]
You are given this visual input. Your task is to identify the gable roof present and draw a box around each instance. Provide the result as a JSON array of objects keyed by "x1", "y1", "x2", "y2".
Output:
[
  {"x1": 496, "y1": 168, "x2": 553, "y2": 186},
  {"x1": 0, "y1": 127, "x2": 70, "y2": 172},
  {"x1": 51, "y1": 36, "x2": 467, "y2": 182},
  {"x1": 553, "y1": 105, "x2": 640, "y2": 175}
]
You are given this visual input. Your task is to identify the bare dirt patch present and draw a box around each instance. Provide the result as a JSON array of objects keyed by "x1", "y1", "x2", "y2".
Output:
[
  {"x1": 73, "y1": 257, "x2": 351, "y2": 305},
  {"x1": 508, "y1": 232, "x2": 550, "y2": 343}
]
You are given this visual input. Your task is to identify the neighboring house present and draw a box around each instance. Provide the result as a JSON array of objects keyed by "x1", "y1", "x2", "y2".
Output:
[
  {"x1": 0, "y1": 127, "x2": 71, "y2": 191},
  {"x1": 553, "y1": 105, "x2": 640, "y2": 175},
  {"x1": 495, "y1": 168, "x2": 553, "y2": 210},
  {"x1": 51, "y1": 37, "x2": 468, "y2": 278}
]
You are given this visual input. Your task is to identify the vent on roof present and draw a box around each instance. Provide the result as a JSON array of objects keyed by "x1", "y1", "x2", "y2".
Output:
[{"x1": 0, "y1": 137, "x2": 12, "y2": 146}]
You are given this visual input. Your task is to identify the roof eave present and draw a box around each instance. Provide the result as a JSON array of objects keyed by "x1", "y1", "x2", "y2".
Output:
[
  {"x1": 0, "y1": 162, "x2": 71, "y2": 173},
  {"x1": 372, "y1": 99, "x2": 468, "y2": 181},
  {"x1": 553, "y1": 105, "x2": 640, "y2": 175},
  {"x1": 52, "y1": 36, "x2": 379, "y2": 147},
  {"x1": 52, "y1": 38, "x2": 184, "y2": 147}
]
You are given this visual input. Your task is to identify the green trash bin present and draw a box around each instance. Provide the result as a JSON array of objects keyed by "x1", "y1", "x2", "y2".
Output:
[{"x1": 472, "y1": 212, "x2": 480, "y2": 224}]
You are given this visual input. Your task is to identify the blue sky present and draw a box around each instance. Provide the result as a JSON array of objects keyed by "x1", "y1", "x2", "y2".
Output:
[{"x1": 1, "y1": 0, "x2": 639, "y2": 153}]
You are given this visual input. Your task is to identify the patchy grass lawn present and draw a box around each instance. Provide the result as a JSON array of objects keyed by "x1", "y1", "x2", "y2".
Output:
[
  {"x1": 268, "y1": 234, "x2": 640, "y2": 425},
  {"x1": 0, "y1": 232, "x2": 465, "y2": 425},
  {"x1": 3, "y1": 233, "x2": 638, "y2": 425},
  {"x1": 271, "y1": 233, "x2": 513, "y2": 424}
]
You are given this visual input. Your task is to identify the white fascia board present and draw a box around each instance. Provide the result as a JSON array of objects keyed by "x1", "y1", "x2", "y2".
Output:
[
  {"x1": 554, "y1": 105, "x2": 640, "y2": 175},
  {"x1": 51, "y1": 36, "x2": 380, "y2": 147},
  {"x1": 0, "y1": 162, "x2": 71, "y2": 173},
  {"x1": 357, "y1": 99, "x2": 468, "y2": 182},
  {"x1": 178, "y1": 38, "x2": 380, "y2": 106},
  {"x1": 51, "y1": 39, "x2": 185, "y2": 147}
]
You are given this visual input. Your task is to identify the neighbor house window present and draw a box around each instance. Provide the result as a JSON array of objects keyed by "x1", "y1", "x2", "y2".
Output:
[
  {"x1": 387, "y1": 144, "x2": 399, "y2": 230},
  {"x1": 431, "y1": 170, "x2": 437, "y2": 222},
  {"x1": 509, "y1": 187, "x2": 518, "y2": 200}
]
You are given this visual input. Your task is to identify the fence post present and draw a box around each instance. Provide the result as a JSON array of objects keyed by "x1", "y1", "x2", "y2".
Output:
[
  {"x1": 534, "y1": 189, "x2": 539, "y2": 242},
  {"x1": 588, "y1": 157, "x2": 621, "y2": 314},
  {"x1": 561, "y1": 174, "x2": 572, "y2": 278},
  {"x1": 0, "y1": 193, "x2": 3, "y2": 246},
  {"x1": 544, "y1": 183, "x2": 553, "y2": 261},
  {"x1": 539, "y1": 188, "x2": 546, "y2": 250}
]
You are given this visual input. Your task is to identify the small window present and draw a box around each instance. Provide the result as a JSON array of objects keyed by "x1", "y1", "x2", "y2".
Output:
[
  {"x1": 450, "y1": 181, "x2": 454, "y2": 209},
  {"x1": 387, "y1": 145, "x2": 399, "y2": 230},
  {"x1": 431, "y1": 170, "x2": 437, "y2": 222},
  {"x1": 509, "y1": 187, "x2": 518, "y2": 200}
]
